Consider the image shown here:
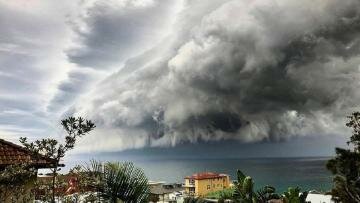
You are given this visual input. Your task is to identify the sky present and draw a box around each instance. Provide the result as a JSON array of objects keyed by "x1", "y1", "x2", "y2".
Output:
[{"x1": 0, "y1": 0, "x2": 359, "y2": 157}]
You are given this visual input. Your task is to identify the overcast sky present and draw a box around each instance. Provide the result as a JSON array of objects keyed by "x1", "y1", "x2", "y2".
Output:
[{"x1": 0, "y1": 0, "x2": 359, "y2": 157}]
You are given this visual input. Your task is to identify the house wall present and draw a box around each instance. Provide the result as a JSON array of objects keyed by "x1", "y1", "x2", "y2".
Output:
[
  {"x1": 184, "y1": 179, "x2": 195, "y2": 196},
  {"x1": 185, "y1": 176, "x2": 230, "y2": 197},
  {"x1": 194, "y1": 176, "x2": 230, "y2": 197},
  {"x1": 185, "y1": 175, "x2": 230, "y2": 197}
]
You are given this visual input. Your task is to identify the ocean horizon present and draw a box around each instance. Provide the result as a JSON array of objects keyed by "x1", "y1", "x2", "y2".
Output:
[{"x1": 66, "y1": 155, "x2": 333, "y2": 193}]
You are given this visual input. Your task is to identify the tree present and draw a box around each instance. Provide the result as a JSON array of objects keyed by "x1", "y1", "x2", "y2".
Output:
[
  {"x1": 0, "y1": 164, "x2": 37, "y2": 203},
  {"x1": 79, "y1": 160, "x2": 150, "y2": 203},
  {"x1": 257, "y1": 185, "x2": 280, "y2": 203},
  {"x1": 232, "y1": 169, "x2": 282, "y2": 203},
  {"x1": 282, "y1": 187, "x2": 308, "y2": 203},
  {"x1": 232, "y1": 169, "x2": 257, "y2": 203},
  {"x1": 19, "y1": 116, "x2": 95, "y2": 203},
  {"x1": 327, "y1": 112, "x2": 360, "y2": 203}
]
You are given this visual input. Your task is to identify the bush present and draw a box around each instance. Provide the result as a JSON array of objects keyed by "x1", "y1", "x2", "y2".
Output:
[{"x1": 206, "y1": 187, "x2": 234, "y2": 199}]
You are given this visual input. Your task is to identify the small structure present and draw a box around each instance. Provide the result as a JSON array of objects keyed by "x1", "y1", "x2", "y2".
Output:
[
  {"x1": 306, "y1": 192, "x2": 334, "y2": 203},
  {"x1": 0, "y1": 139, "x2": 58, "y2": 170},
  {"x1": 149, "y1": 181, "x2": 184, "y2": 203},
  {"x1": 184, "y1": 172, "x2": 230, "y2": 197}
]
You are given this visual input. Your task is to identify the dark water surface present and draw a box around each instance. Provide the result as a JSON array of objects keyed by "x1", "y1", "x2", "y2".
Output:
[
  {"x1": 67, "y1": 156, "x2": 332, "y2": 192},
  {"x1": 131, "y1": 157, "x2": 332, "y2": 192}
]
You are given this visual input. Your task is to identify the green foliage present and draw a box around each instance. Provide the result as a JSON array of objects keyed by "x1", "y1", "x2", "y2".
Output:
[
  {"x1": 327, "y1": 112, "x2": 360, "y2": 202},
  {"x1": 206, "y1": 187, "x2": 234, "y2": 199},
  {"x1": 20, "y1": 116, "x2": 95, "y2": 203},
  {"x1": 232, "y1": 170, "x2": 283, "y2": 203},
  {"x1": 20, "y1": 116, "x2": 96, "y2": 161},
  {"x1": 0, "y1": 164, "x2": 37, "y2": 203},
  {"x1": 282, "y1": 187, "x2": 308, "y2": 203},
  {"x1": 79, "y1": 160, "x2": 149, "y2": 203},
  {"x1": 0, "y1": 164, "x2": 36, "y2": 185},
  {"x1": 233, "y1": 170, "x2": 257, "y2": 203},
  {"x1": 183, "y1": 197, "x2": 206, "y2": 203},
  {"x1": 257, "y1": 185, "x2": 280, "y2": 203}
]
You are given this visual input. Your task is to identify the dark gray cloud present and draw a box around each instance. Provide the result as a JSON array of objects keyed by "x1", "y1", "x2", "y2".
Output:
[
  {"x1": 73, "y1": 0, "x2": 360, "y2": 151},
  {"x1": 1, "y1": 0, "x2": 359, "y2": 154}
]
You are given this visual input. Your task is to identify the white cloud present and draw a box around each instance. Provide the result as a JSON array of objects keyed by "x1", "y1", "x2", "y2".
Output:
[{"x1": 0, "y1": 0, "x2": 182, "y2": 144}]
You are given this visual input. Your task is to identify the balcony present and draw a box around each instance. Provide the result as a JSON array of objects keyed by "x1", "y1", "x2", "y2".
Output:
[
  {"x1": 184, "y1": 179, "x2": 195, "y2": 187},
  {"x1": 184, "y1": 183, "x2": 194, "y2": 187}
]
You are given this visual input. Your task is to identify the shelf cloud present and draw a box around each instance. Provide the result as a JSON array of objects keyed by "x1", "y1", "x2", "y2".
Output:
[
  {"x1": 1, "y1": 0, "x2": 360, "y2": 153},
  {"x1": 70, "y1": 0, "x2": 360, "y2": 152}
]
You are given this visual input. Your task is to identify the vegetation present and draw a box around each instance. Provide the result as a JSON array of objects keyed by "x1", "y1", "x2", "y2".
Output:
[
  {"x1": 183, "y1": 197, "x2": 206, "y2": 203},
  {"x1": 206, "y1": 187, "x2": 234, "y2": 199},
  {"x1": 74, "y1": 160, "x2": 150, "y2": 203},
  {"x1": 232, "y1": 169, "x2": 307, "y2": 203},
  {"x1": 19, "y1": 116, "x2": 95, "y2": 203},
  {"x1": 233, "y1": 169, "x2": 257, "y2": 203},
  {"x1": 327, "y1": 112, "x2": 360, "y2": 202},
  {"x1": 0, "y1": 164, "x2": 36, "y2": 202},
  {"x1": 257, "y1": 185, "x2": 281, "y2": 202},
  {"x1": 282, "y1": 187, "x2": 308, "y2": 203}
]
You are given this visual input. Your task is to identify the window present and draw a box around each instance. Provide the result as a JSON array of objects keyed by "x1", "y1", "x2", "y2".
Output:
[
  {"x1": 189, "y1": 179, "x2": 195, "y2": 185},
  {"x1": 207, "y1": 185, "x2": 210, "y2": 190}
]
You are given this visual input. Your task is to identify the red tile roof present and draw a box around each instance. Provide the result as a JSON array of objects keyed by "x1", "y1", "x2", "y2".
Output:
[
  {"x1": 185, "y1": 172, "x2": 228, "y2": 180},
  {"x1": 0, "y1": 139, "x2": 57, "y2": 168}
]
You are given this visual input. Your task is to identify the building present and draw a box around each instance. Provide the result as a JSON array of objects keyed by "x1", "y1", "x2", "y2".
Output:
[
  {"x1": 149, "y1": 181, "x2": 184, "y2": 203},
  {"x1": 0, "y1": 139, "x2": 58, "y2": 170},
  {"x1": 0, "y1": 139, "x2": 60, "y2": 203},
  {"x1": 306, "y1": 192, "x2": 334, "y2": 203},
  {"x1": 184, "y1": 172, "x2": 230, "y2": 197}
]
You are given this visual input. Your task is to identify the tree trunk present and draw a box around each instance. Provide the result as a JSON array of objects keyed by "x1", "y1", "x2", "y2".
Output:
[
  {"x1": 52, "y1": 169, "x2": 56, "y2": 203},
  {"x1": 51, "y1": 161, "x2": 59, "y2": 203}
]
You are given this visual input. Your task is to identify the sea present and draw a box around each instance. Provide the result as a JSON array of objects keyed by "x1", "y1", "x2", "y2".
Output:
[{"x1": 67, "y1": 156, "x2": 333, "y2": 193}]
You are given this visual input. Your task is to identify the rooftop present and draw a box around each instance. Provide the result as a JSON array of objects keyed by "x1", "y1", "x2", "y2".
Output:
[
  {"x1": 185, "y1": 172, "x2": 229, "y2": 180},
  {"x1": 0, "y1": 138, "x2": 58, "y2": 169},
  {"x1": 149, "y1": 183, "x2": 183, "y2": 195}
]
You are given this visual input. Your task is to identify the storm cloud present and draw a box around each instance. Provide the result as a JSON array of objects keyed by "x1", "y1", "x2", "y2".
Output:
[
  {"x1": 1, "y1": 0, "x2": 360, "y2": 153},
  {"x1": 71, "y1": 0, "x2": 360, "y2": 152}
]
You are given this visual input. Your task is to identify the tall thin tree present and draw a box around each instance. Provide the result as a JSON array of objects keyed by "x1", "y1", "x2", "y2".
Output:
[{"x1": 20, "y1": 116, "x2": 95, "y2": 203}]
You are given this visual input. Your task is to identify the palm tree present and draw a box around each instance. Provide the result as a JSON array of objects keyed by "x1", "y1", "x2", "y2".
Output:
[
  {"x1": 232, "y1": 170, "x2": 282, "y2": 203},
  {"x1": 232, "y1": 169, "x2": 257, "y2": 203},
  {"x1": 81, "y1": 161, "x2": 149, "y2": 203}
]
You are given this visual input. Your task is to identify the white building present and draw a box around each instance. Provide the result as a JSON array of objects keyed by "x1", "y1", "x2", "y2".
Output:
[
  {"x1": 306, "y1": 193, "x2": 334, "y2": 203},
  {"x1": 149, "y1": 181, "x2": 184, "y2": 203}
]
